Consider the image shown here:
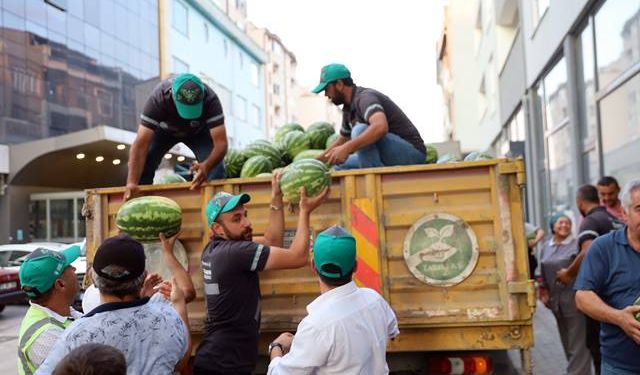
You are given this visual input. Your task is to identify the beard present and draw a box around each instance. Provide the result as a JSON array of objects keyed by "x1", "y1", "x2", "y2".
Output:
[
  {"x1": 220, "y1": 222, "x2": 253, "y2": 241},
  {"x1": 331, "y1": 90, "x2": 345, "y2": 106}
]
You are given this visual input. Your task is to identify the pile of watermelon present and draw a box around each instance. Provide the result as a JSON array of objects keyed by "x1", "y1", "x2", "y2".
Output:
[{"x1": 221, "y1": 121, "x2": 336, "y2": 201}]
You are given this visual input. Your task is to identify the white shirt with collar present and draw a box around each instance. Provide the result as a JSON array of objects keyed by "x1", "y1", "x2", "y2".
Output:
[
  {"x1": 27, "y1": 302, "x2": 82, "y2": 367},
  {"x1": 268, "y1": 281, "x2": 399, "y2": 375}
]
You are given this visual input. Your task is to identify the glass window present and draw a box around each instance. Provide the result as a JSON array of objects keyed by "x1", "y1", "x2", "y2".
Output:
[
  {"x1": 84, "y1": 23, "x2": 100, "y2": 49},
  {"x1": 30, "y1": 200, "x2": 47, "y2": 240},
  {"x1": 67, "y1": 0, "x2": 83, "y2": 18},
  {"x1": 547, "y1": 125, "x2": 573, "y2": 214},
  {"x1": 250, "y1": 62, "x2": 259, "y2": 87},
  {"x1": 579, "y1": 21, "x2": 597, "y2": 148},
  {"x1": 99, "y1": 0, "x2": 116, "y2": 34},
  {"x1": 172, "y1": 0, "x2": 189, "y2": 37},
  {"x1": 584, "y1": 149, "x2": 599, "y2": 184},
  {"x1": 46, "y1": 4, "x2": 66, "y2": 35},
  {"x1": 252, "y1": 104, "x2": 261, "y2": 128},
  {"x1": 67, "y1": 15, "x2": 84, "y2": 43},
  {"x1": 3, "y1": 10, "x2": 25, "y2": 31},
  {"x1": 77, "y1": 198, "x2": 86, "y2": 238},
  {"x1": 172, "y1": 56, "x2": 189, "y2": 73},
  {"x1": 204, "y1": 22, "x2": 209, "y2": 42},
  {"x1": 114, "y1": 4, "x2": 128, "y2": 41},
  {"x1": 26, "y1": 1, "x2": 47, "y2": 27},
  {"x1": 235, "y1": 95, "x2": 247, "y2": 120},
  {"x1": 543, "y1": 57, "x2": 569, "y2": 130},
  {"x1": 50, "y1": 199, "x2": 74, "y2": 241},
  {"x1": 600, "y1": 73, "x2": 640, "y2": 187},
  {"x1": 3, "y1": 1, "x2": 25, "y2": 18},
  {"x1": 531, "y1": 0, "x2": 549, "y2": 29},
  {"x1": 83, "y1": 0, "x2": 99, "y2": 27},
  {"x1": 595, "y1": 0, "x2": 640, "y2": 89}
]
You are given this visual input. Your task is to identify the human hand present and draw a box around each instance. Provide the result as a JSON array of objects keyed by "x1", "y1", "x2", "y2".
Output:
[
  {"x1": 274, "y1": 332, "x2": 294, "y2": 353},
  {"x1": 140, "y1": 273, "x2": 163, "y2": 298},
  {"x1": 159, "y1": 231, "x2": 181, "y2": 254},
  {"x1": 189, "y1": 160, "x2": 211, "y2": 190},
  {"x1": 298, "y1": 186, "x2": 330, "y2": 214},
  {"x1": 124, "y1": 183, "x2": 140, "y2": 201},
  {"x1": 156, "y1": 280, "x2": 172, "y2": 300},
  {"x1": 528, "y1": 239, "x2": 537, "y2": 248},
  {"x1": 555, "y1": 268, "x2": 573, "y2": 285},
  {"x1": 323, "y1": 144, "x2": 350, "y2": 165},
  {"x1": 615, "y1": 306, "x2": 640, "y2": 344},
  {"x1": 272, "y1": 170, "x2": 283, "y2": 198}
]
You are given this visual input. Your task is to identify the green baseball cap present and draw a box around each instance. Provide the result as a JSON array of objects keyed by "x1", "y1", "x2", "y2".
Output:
[
  {"x1": 171, "y1": 73, "x2": 205, "y2": 119},
  {"x1": 311, "y1": 64, "x2": 351, "y2": 94},
  {"x1": 19, "y1": 245, "x2": 81, "y2": 298},
  {"x1": 206, "y1": 191, "x2": 251, "y2": 227},
  {"x1": 313, "y1": 225, "x2": 356, "y2": 279}
]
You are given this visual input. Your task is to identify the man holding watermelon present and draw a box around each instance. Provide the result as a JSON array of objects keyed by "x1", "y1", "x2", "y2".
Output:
[
  {"x1": 125, "y1": 73, "x2": 228, "y2": 200},
  {"x1": 193, "y1": 173, "x2": 329, "y2": 375},
  {"x1": 313, "y1": 64, "x2": 426, "y2": 169}
]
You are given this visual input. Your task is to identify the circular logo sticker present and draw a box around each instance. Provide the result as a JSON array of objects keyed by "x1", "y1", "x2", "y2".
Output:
[{"x1": 403, "y1": 213, "x2": 479, "y2": 287}]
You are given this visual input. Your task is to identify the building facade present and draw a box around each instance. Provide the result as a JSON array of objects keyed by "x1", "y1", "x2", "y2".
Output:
[
  {"x1": 0, "y1": 0, "x2": 267, "y2": 244},
  {"x1": 441, "y1": 0, "x2": 640, "y2": 227}
]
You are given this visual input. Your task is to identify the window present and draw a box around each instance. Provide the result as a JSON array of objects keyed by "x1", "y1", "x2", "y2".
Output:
[
  {"x1": 547, "y1": 125, "x2": 573, "y2": 213},
  {"x1": 252, "y1": 104, "x2": 261, "y2": 128},
  {"x1": 273, "y1": 83, "x2": 280, "y2": 95},
  {"x1": 543, "y1": 57, "x2": 569, "y2": 130},
  {"x1": 172, "y1": 0, "x2": 188, "y2": 37},
  {"x1": 172, "y1": 56, "x2": 189, "y2": 73},
  {"x1": 531, "y1": 0, "x2": 549, "y2": 29},
  {"x1": 30, "y1": 195, "x2": 85, "y2": 242},
  {"x1": 250, "y1": 62, "x2": 259, "y2": 87},
  {"x1": 600, "y1": 73, "x2": 640, "y2": 187},
  {"x1": 595, "y1": 0, "x2": 640, "y2": 89},
  {"x1": 50, "y1": 199, "x2": 74, "y2": 241},
  {"x1": 234, "y1": 95, "x2": 247, "y2": 120},
  {"x1": 96, "y1": 88, "x2": 113, "y2": 117},
  {"x1": 578, "y1": 21, "x2": 597, "y2": 148}
]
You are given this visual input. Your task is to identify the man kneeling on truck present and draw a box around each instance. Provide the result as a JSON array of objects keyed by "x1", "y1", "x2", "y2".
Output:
[
  {"x1": 314, "y1": 63, "x2": 426, "y2": 169},
  {"x1": 193, "y1": 173, "x2": 329, "y2": 375},
  {"x1": 266, "y1": 225, "x2": 399, "y2": 374}
]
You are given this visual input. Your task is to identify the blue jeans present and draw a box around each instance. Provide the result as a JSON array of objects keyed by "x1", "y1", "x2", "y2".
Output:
[
  {"x1": 140, "y1": 128, "x2": 225, "y2": 184},
  {"x1": 334, "y1": 123, "x2": 425, "y2": 170},
  {"x1": 601, "y1": 361, "x2": 639, "y2": 375}
]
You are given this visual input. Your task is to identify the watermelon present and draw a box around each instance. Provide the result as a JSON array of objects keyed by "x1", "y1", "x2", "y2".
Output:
[
  {"x1": 437, "y1": 153, "x2": 460, "y2": 164},
  {"x1": 464, "y1": 151, "x2": 494, "y2": 161},
  {"x1": 241, "y1": 155, "x2": 273, "y2": 178},
  {"x1": 256, "y1": 172, "x2": 272, "y2": 178},
  {"x1": 244, "y1": 140, "x2": 282, "y2": 168},
  {"x1": 116, "y1": 196, "x2": 182, "y2": 242},
  {"x1": 425, "y1": 144, "x2": 438, "y2": 164},
  {"x1": 274, "y1": 123, "x2": 304, "y2": 145},
  {"x1": 282, "y1": 130, "x2": 310, "y2": 160},
  {"x1": 293, "y1": 149, "x2": 324, "y2": 162},
  {"x1": 224, "y1": 149, "x2": 247, "y2": 178},
  {"x1": 275, "y1": 143, "x2": 292, "y2": 166},
  {"x1": 156, "y1": 173, "x2": 187, "y2": 184},
  {"x1": 307, "y1": 128, "x2": 335, "y2": 149},
  {"x1": 280, "y1": 159, "x2": 331, "y2": 204},
  {"x1": 307, "y1": 121, "x2": 334, "y2": 133},
  {"x1": 325, "y1": 133, "x2": 338, "y2": 149}
]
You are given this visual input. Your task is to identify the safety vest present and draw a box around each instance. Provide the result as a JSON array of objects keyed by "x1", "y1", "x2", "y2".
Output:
[{"x1": 17, "y1": 305, "x2": 72, "y2": 375}]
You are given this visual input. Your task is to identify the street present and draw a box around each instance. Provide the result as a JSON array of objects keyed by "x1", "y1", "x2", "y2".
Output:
[{"x1": 0, "y1": 301, "x2": 573, "y2": 375}]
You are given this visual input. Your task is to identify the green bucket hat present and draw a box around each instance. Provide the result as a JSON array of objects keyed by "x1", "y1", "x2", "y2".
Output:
[
  {"x1": 172, "y1": 73, "x2": 205, "y2": 119},
  {"x1": 311, "y1": 64, "x2": 351, "y2": 94},
  {"x1": 313, "y1": 225, "x2": 356, "y2": 279},
  {"x1": 19, "y1": 245, "x2": 81, "y2": 298},
  {"x1": 206, "y1": 191, "x2": 251, "y2": 227}
]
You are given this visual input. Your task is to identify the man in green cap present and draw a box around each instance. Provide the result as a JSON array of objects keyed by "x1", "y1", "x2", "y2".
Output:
[
  {"x1": 125, "y1": 73, "x2": 228, "y2": 200},
  {"x1": 313, "y1": 63, "x2": 426, "y2": 170},
  {"x1": 193, "y1": 174, "x2": 329, "y2": 375},
  {"x1": 266, "y1": 225, "x2": 399, "y2": 374},
  {"x1": 16, "y1": 245, "x2": 81, "y2": 375}
]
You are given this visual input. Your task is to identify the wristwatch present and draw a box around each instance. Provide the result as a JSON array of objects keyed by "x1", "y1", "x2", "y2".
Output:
[{"x1": 268, "y1": 341, "x2": 284, "y2": 356}]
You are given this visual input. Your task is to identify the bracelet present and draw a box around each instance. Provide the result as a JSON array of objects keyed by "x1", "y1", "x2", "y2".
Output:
[
  {"x1": 270, "y1": 204, "x2": 282, "y2": 211},
  {"x1": 268, "y1": 342, "x2": 284, "y2": 356}
]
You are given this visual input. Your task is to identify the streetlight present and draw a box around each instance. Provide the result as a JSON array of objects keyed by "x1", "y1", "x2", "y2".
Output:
[
  {"x1": 95, "y1": 156, "x2": 104, "y2": 162},
  {"x1": 112, "y1": 159, "x2": 121, "y2": 165},
  {"x1": 116, "y1": 144, "x2": 126, "y2": 150},
  {"x1": 76, "y1": 153, "x2": 85, "y2": 160}
]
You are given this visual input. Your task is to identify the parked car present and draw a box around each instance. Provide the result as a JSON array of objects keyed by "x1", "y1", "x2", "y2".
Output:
[
  {"x1": 0, "y1": 267, "x2": 22, "y2": 313},
  {"x1": 0, "y1": 240, "x2": 87, "y2": 311}
]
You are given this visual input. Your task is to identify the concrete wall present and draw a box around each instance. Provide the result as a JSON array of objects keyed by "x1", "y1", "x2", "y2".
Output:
[
  {"x1": 520, "y1": 0, "x2": 592, "y2": 86},
  {"x1": 498, "y1": 30, "x2": 526, "y2": 124}
]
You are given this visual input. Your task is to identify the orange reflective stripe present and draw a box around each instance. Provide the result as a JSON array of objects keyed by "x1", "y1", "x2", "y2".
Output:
[{"x1": 351, "y1": 200, "x2": 382, "y2": 293}]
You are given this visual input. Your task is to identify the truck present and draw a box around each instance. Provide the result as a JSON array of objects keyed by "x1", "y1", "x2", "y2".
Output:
[{"x1": 83, "y1": 158, "x2": 535, "y2": 374}]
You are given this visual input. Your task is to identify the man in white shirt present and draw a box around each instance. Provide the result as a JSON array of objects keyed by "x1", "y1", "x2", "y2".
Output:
[{"x1": 267, "y1": 225, "x2": 399, "y2": 374}]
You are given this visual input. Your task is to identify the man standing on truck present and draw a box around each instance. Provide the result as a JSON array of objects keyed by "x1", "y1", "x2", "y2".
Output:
[
  {"x1": 125, "y1": 73, "x2": 228, "y2": 200},
  {"x1": 574, "y1": 179, "x2": 640, "y2": 375},
  {"x1": 313, "y1": 63, "x2": 426, "y2": 169},
  {"x1": 557, "y1": 184, "x2": 623, "y2": 374},
  {"x1": 192, "y1": 174, "x2": 329, "y2": 375},
  {"x1": 266, "y1": 225, "x2": 398, "y2": 374}
]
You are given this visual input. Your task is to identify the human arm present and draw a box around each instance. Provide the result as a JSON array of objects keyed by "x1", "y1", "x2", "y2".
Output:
[
  {"x1": 125, "y1": 125, "x2": 155, "y2": 200},
  {"x1": 254, "y1": 172, "x2": 285, "y2": 247},
  {"x1": 323, "y1": 112, "x2": 389, "y2": 165},
  {"x1": 576, "y1": 290, "x2": 640, "y2": 344},
  {"x1": 263, "y1": 187, "x2": 329, "y2": 270},
  {"x1": 528, "y1": 228, "x2": 545, "y2": 248},
  {"x1": 556, "y1": 239, "x2": 592, "y2": 285},
  {"x1": 318, "y1": 135, "x2": 348, "y2": 163},
  {"x1": 267, "y1": 323, "x2": 330, "y2": 375},
  {"x1": 190, "y1": 125, "x2": 228, "y2": 190},
  {"x1": 168, "y1": 277, "x2": 192, "y2": 374},
  {"x1": 159, "y1": 232, "x2": 196, "y2": 303}
]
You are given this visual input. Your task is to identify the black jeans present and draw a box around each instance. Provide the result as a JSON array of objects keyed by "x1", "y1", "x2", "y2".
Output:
[
  {"x1": 140, "y1": 128, "x2": 225, "y2": 185},
  {"x1": 586, "y1": 315, "x2": 602, "y2": 375}
]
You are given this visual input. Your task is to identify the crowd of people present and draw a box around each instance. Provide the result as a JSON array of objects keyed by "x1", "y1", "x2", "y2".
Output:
[{"x1": 533, "y1": 176, "x2": 640, "y2": 375}]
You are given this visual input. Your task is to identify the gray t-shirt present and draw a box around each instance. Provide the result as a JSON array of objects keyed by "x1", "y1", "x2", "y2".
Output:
[{"x1": 35, "y1": 294, "x2": 188, "y2": 375}]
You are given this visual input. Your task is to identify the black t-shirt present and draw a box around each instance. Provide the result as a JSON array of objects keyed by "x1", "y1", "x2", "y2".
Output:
[
  {"x1": 140, "y1": 79, "x2": 225, "y2": 138},
  {"x1": 193, "y1": 237, "x2": 270, "y2": 373},
  {"x1": 578, "y1": 206, "x2": 624, "y2": 248},
  {"x1": 341, "y1": 86, "x2": 426, "y2": 154}
]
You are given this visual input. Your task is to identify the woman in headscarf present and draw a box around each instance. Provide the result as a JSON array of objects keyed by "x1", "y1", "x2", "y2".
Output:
[{"x1": 538, "y1": 212, "x2": 592, "y2": 375}]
